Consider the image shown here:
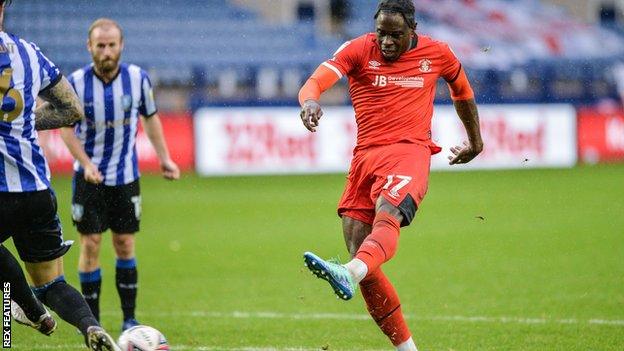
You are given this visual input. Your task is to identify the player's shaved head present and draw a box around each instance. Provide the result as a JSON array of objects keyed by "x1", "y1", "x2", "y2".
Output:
[
  {"x1": 88, "y1": 18, "x2": 123, "y2": 41},
  {"x1": 374, "y1": 0, "x2": 416, "y2": 30}
]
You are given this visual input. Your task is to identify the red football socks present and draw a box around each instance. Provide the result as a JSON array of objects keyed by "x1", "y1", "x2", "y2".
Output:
[
  {"x1": 352, "y1": 211, "x2": 409, "y2": 345},
  {"x1": 355, "y1": 211, "x2": 400, "y2": 273},
  {"x1": 360, "y1": 269, "x2": 411, "y2": 346}
]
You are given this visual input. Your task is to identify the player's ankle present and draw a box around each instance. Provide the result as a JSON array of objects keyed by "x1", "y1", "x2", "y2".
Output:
[{"x1": 344, "y1": 258, "x2": 368, "y2": 284}]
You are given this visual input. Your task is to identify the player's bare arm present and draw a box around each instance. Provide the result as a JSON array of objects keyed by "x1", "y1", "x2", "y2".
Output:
[
  {"x1": 298, "y1": 64, "x2": 340, "y2": 132},
  {"x1": 141, "y1": 113, "x2": 180, "y2": 180},
  {"x1": 59, "y1": 128, "x2": 103, "y2": 184},
  {"x1": 445, "y1": 68, "x2": 483, "y2": 165},
  {"x1": 449, "y1": 98, "x2": 483, "y2": 165},
  {"x1": 35, "y1": 77, "x2": 84, "y2": 131}
]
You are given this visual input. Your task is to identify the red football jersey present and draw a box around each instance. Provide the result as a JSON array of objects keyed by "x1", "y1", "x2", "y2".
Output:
[{"x1": 324, "y1": 33, "x2": 462, "y2": 153}]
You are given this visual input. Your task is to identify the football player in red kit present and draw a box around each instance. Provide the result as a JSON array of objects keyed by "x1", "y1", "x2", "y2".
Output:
[{"x1": 300, "y1": 1, "x2": 483, "y2": 350}]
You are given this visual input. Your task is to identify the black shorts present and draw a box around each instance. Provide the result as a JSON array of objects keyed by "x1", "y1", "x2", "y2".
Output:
[
  {"x1": 72, "y1": 176, "x2": 141, "y2": 234},
  {"x1": 0, "y1": 189, "x2": 72, "y2": 263}
]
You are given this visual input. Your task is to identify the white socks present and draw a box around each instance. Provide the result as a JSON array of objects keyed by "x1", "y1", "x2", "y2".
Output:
[
  {"x1": 344, "y1": 258, "x2": 368, "y2": 284},
  {"x1": 396, "y1": 337, "x2": 418, "y2": 351}
]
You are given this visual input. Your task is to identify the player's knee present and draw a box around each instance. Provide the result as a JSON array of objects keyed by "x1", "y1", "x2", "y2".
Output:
[
  {"x1": 24, "y1": 259, "x2": 64, "y2": 287},
  {"x1": 375, "y1": 197, "x2": 403, "y2": 223},
  {"x1": 376, "y1": 195, "x2": 418, "y2": 227},
  {"x1": 80, "y1": 234, "x2": 102, "y2": 255}
]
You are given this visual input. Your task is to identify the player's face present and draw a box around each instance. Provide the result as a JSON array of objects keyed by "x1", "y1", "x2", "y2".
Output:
[
  {"x1": 88, "y1": 26, "x2": 123, "y2": 73},
  {"x1": 375, "y1": 12, "x2": 412, "y2": 61}
]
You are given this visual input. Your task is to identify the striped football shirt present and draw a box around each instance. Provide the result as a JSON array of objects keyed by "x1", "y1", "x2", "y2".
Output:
[
  {"x1": 0, "y1": 32, "x2": 62, "y2": 192},
  {"x1": 68, "y1": 63, "x2": 157, "y2": 186}
]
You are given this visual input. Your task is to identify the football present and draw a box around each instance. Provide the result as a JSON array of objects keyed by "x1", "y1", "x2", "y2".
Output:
[{"x1": 117, "y1": 325, "x2": 170, "y2": 351}]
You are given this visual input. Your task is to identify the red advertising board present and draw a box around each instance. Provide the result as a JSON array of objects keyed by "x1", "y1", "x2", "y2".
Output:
[
  {"x1": 39, "y1": 113, "x2": 194, "y2": 175},
  {"x1": 194, "y1": 105, "x2": 577, "y2": 176},
  {"x1": 578, "y1": 108, "x2": 624, "y2": 163}
]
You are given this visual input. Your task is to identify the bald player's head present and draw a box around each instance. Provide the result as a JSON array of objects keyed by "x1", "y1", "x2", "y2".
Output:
[
  {"x1": 88, "y1": 18, "x2": 124, "y2": 42},
  {"x1": 87, "y1": 18, "x2": 124, "y2": 75}
]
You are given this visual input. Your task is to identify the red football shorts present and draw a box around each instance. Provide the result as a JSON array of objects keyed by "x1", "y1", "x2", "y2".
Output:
[{"x1": 337, "y1": 143, "x2": 432, "y2": 226}]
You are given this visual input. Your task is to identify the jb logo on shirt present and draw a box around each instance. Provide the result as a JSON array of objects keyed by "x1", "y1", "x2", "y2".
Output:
[
  {"x1": 373, "y1": 74, "x2": 425, "y2": 89},
  {"x1": 372, "y1": 75, "x2": 387, "y2": 87}
]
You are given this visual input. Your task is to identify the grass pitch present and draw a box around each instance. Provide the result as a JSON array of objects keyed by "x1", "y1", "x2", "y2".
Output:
[{"x1": 6, "y1": 164, "x2": 624, "y2": 350}]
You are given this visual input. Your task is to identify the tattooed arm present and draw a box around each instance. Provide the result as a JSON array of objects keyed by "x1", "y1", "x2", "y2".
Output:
[{"x1": 35, "y1": 76, "x2": 84, "y2": 131}]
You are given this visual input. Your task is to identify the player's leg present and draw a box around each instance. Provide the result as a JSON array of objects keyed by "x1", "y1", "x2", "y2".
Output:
[
  {"x1": 108, "y1": 179, "x2": 141, "y2": 331},
  {"x1": 112, "y1": 232, "x2": 139, "y2": 330},
  {"x1": 361, "y1": 268, "x2": 417, "y2": 351},
  {"x1": 347, "y1": 143, "x2": 430, "y2": 282},
  {"x1": 0, "y1": 244, "x2": 56, "y2": 335},
  {"x1": 339, "y1": 144, "x2": 429, "y2": 351},
  {"x1": 303, "y1": 155, "x2": 372, "y2": 300},
  {"x1": 342, "y1": 211, "x2": 417, "y2": 351},
  {"x1": 25, "y1": 258, "x2": 98, "y2": 336},
  {"x1": 340, "y1": 215, "x2": 371, "y2": 281},
  {"x1": 15, "y1": 188, "x2": 119, "y2": 350},
  {"x1": 18, "y1": 189, "x2": 93, "y2": 332},
  {"x1": 0, "y1": 193, "x2": 54, "y2": 332},
  {"x1": 304, "y1": 146, "x2": 405, "y2": 293},
  {"x1": 5, "y1": 189, "x2": 74, "y2": 336},
  {"x1": 78, "y1": 233, "x2": 103, "y2": 322},
  {"x1": 347, "y1": 197, "x2": 402, "y2": 279},
  {"x1": 73, "y1": 175, "x2": 107, "y2": 322},
  {"x1": 25, "y1": 259, "x2": 120, "y2": 350}
]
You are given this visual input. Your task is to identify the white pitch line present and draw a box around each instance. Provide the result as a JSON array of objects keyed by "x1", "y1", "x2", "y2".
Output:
[
  {"x1": 589, "y1": 319, "x2": 624, "y2": 326},
  {"x1": 10, "y1": 313, "x2": 623, "y2": 350},
  {"x1": 11, "y1": 345, "x2": 384, "y2": 351},
  {"x1": 98, "y1": 310, "x2": 624, "y2": 327}
]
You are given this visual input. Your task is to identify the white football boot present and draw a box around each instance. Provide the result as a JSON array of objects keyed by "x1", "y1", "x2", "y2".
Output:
[{"x1": 10, "y1": 300, "x2": 57, "y2": 336}]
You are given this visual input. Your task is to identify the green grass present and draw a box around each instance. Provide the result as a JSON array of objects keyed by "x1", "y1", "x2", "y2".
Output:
[{"x1": 6, "y1": 164, "x2": 624, "y2": 350}]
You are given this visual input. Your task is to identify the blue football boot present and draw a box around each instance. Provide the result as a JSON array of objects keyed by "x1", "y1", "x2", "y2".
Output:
[{"x1": 303, "y1": 251, "x2": 356, "y2": 300}]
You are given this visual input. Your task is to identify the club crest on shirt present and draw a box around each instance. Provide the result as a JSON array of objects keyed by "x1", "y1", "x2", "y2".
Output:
[
  {"x1": 121, "y1": 95, "x2": 132, "y2": 112},
  {"x1": 418, "y1": 59, "x2": 432, "y2": 73}
]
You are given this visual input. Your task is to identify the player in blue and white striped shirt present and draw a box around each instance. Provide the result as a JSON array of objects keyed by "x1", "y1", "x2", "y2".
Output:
[
  {"x1": 0, "y1": 1, "x2": 120, "y2": 350},
  {"x1": 66, "y1": 47, "x2": 160, "y2": 187},
  {"x1": 60, "y1": 18, "x2": 180, "y2": 332}
]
